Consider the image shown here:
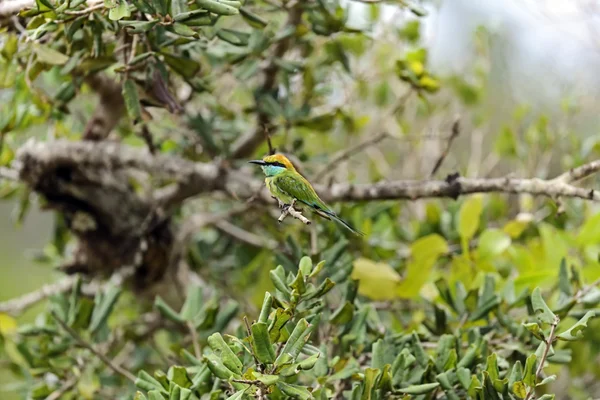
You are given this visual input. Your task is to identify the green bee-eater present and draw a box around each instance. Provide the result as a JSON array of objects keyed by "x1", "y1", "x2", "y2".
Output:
[{"x1": 249, "y1": 154, "x2": 364, "y2": 236}]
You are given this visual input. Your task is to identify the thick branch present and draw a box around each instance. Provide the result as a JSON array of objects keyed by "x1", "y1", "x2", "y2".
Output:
[
  {"x1": 82, "y1": 74, "x2": 125, "y2": 141},
  {"x1": 318, "y1": 174, "x2": 600, "y2": 203},
  {"x1": 229, "y1": 3, "x2": 303, "y2": 159}
]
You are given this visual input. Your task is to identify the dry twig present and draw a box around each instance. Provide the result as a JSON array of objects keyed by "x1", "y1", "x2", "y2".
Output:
[
  {"x1": 52, "y1": 311, "x2": 137, "y2": 382},
  {"x1": 313, "y1": 132, "x2": 390, "y2": 182}
]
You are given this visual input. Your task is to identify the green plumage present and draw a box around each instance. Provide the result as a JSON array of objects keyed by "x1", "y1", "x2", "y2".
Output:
[{"x1": 266, "y1": 170, "x2": 363, "y2": 236}]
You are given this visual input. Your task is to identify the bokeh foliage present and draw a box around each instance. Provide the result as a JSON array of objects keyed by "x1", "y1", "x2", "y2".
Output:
[{"x1": 1, "y1": 0, "x2": 600, "y2": 399}]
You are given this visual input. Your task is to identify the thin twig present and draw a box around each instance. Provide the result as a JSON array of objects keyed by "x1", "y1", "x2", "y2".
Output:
[
  {"x1": 574, "y1": 277, "x2": 600, "y2": 302},
  {"x1": 52, "y1": 311, "x2": 137, "y2": 382},
  {"x1": 313, "y1": 132, "x2": 390, "y2": 182},
  {"x1": 64, "y1": 2, "x2": 104, "y2": 15},
  {"x1": 229, "y1": 3, "x2": 303, "y2": 159},
  {"x1": 525, "y1": 316, "x2": 559, "y2": 400},
  {"x1": 430, "y1": 117, "x2": 461, "y2": 177},
  {"x1": 45, "y1": 376, "x2": 78, "y2": 400},
  {"x1": 214, "y1": 220, "x2": 278, "y2": 250},
  {"x1": 187, "y1": 322, "x2": 202, "y2": 359}
]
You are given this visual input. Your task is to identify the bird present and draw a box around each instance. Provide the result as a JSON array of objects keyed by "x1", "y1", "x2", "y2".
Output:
[{"x1": 249, "y1": 154, "x2": 364, "y2": 236}]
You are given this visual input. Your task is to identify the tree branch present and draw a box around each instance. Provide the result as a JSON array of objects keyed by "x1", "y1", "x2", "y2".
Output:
[
  {"x1": 15, "y1": 140, "x2": 600, "y2": 209},
  {"x1": 278, "y1": 199, "x2": 311, "y2": 225},
  {"x1": 52, "y1": 311, "x2": 137, "y2": 382},
  {"x1": 0, "y1": 267, "x2": 135, "y2": 316},
  {"x1": 0, "y1": 276, "x2": 77, "y2": 315}
]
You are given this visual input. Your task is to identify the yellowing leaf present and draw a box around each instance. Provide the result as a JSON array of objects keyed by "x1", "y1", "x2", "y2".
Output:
[
  {"x1": 503, "y1": 220, "x2": 529, "y2": 239},
  {"x1": 458, "y1": 195, "x2": 483, "y2": 242},
  {"x1": 419, "y1": 75, "x2": 440, "y2": 92},
  {"x1": 477, "y1": 229, "x2": 511, "y2": 260},
  {"x1": 0, "y1": 312, "x2": 17, "y2": 335},
  {"x1": 397, "y1": 234, "x2": 449, "y2": 298},
  {"x1": 576, "y1": 212, "x2": 600, "y2": 246},
  {"x1": 408, "y1": 60, "x2": 424, "y2": 76},
  {"x1": 411, "y1": 234, "x2": 449, "y2": 263},
  {"x1": 351, "y1": 258, "x2": 401, "y2": 301}
]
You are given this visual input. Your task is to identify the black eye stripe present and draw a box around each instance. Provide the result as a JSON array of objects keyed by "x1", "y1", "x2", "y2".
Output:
[{"x1": 266, "y1": 161, "x2": 286, "y2": 168}]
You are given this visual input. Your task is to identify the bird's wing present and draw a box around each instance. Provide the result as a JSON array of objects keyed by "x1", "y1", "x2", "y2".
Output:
[{"x1": 273, "y1": 174, "x2": 331, "y2": 212}]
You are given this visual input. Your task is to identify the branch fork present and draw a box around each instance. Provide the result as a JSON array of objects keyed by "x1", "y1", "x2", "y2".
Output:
[{"x1": 277, "y1": 199, "x2": 311, "y2": 225}]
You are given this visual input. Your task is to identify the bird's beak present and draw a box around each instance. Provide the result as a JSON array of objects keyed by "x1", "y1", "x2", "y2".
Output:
[{"x1": 248, "y1": 160, "x2": 267, "y2": 166}]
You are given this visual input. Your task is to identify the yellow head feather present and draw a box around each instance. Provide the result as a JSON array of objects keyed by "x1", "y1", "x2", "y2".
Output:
[{"x1": 263, "y1": 154, "x2": 297, "y2": 171}]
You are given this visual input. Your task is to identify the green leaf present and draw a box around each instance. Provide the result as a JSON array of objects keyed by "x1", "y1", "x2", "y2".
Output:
[
  {"x1": 155, "y1": 296, "x2": 185, "y2": 323},
  {"x1": 148, "y1": 391, "x2": 164, "y2": 400},
  {"x1": 196, "y1": 0, "x2": 239, "y2": 15},
  {"x1": 277, "y1": 382, "x2": 312, "y2": 400},
  {"x1": 258, "y1": 292, "x2": 272, "y2": 324},
  {"x1": 537, "y1": 395, "x2": 555, "y2": 400},
  {"x1": 512, "y1": 381, "x2": 527, "y2": 399},
  {"x1": 400, "y1": 382, "x2": 440, "y2": 395},
  {"x1": 122, "y1": 78, "x2": 143, "y2": 123},
  {"x1": 168, "y1": 366, "x2": 193, "y2": 389},
  {"x1": 290, "y1": 270, "x2": 306, "y2": 295},
  {"x1": 251, "y1": 322, "x2": 276, "y2": 364},
  {"x1": 254, "y1": 372, "x2": 279, "y2": 386},
  {"x1": 33, "y1": 44, "x2": 69, "y2": 65},
  {"x1": 135, "y1": 371, "x2": 168, "y2": 395},
  {"x1": 477, "y1": 229, "x2": 511, "y2": 259},
  {"x1": 330, "y1": 301, "x2": 354, "y2": 324},
  {"x1": 171, "y1": 23, "x2": 197, "y2": 37},
  {"x1": 89, "y1": 285, "x2": 121, "y2": 334},
  {"x1": 297, "y1": 353, "x2": 320, "y2": 370},
  {"x1": 119, "y1": 20, "x2": 158, "y2": 33},
  {"x1": 456, "y1": 367, "x2": 471, "y2": 389},
  {"x1": 162, "y1": 53, "x2": 200, "y2": 79},
  {"x1": 240, "y1": 6, "x2": 268, "y2": 28},
  {"x1": 523, "y1": 322, "x2": 544, "y2": 340},
  {"x1": 170, "y1": 0, "x2": 187, "y2": 16},
  {"x1": 508, "y1": 360, "x2": 523, "y2": 389},
  {"x1": 458, "y1": 195, "x2": 483, "y2": 242},
  {"x1": 576, "y1": 211, "x2": 600, "y2": 245},
  {"x1": 299, "y1": 256, "x2": 312, "y2": 276},
  {"x1": 275, "y1": 318, "x2": 310, "y2": 366},
  {"x1": 207, "y1": 333, "x2": 243, "y2": 375},
  {"x1": 225, "y1": 391, "x2": 246, "y2": 400},
  {"x1": 205, "y1": 353, "x2": 235, "y2": 379},
  {"x1": 268, "y1": 308, "x2": 292, "y2": 342},
  {"x1": 269, "y1": 265, "x2": 292, "y2": 297},
  {"x1": 523, "y1": 354, "x2": 537, "y2": 387},
  {"x1": 108, "y1": 0, "x2": 131, "y2": 20},
  {"x1": 216, "y1": 29, "x2": 250, "y2": 46},
  {"x1": 180, "y1": 285, "x2": 203, "y2": 321},
  {"x1": 303, "y1": 278, "x2": 335, "y2": 300},
  {"x1": 134, "y1": 392, "x2": 148, "y2": 400},
  {"x1": 557, "y1": 258, "x2": 571, "y2": 296},
  {"x1": 537, "y1": 375, "x2": 556, "y2": 387},
  {"x1": 531, "y1": 287, "x2": 557, "y2": 324},
  {"x1": 556, "y1": 310, "x2": 596, "y2": 341},
  {"x1": 309, "y1": 260, "x2": 326, "y2": 278}
]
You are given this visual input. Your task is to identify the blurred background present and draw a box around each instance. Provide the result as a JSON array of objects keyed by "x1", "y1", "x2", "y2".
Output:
[{"x1": 3, "y1": 0, "x2": 600, "y2": 397}]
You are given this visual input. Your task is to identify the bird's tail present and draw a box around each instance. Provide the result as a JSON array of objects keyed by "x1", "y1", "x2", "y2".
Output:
[{"x1": 315, "y1": 209, "x2": 364, "y2": 236}]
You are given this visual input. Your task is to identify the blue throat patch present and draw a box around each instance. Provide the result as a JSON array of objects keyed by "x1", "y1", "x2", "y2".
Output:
[{"x1": 262, "y1": 165, "x2": 286, "y2": 177}]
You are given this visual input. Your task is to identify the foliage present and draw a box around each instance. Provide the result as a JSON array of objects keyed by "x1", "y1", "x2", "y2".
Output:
[
  {"x1": 1, "y1": 0, "x2": 600, "y2": 399},
  {"x1": 1, "y1": 255, "x2": 598, "y2": 399}
]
